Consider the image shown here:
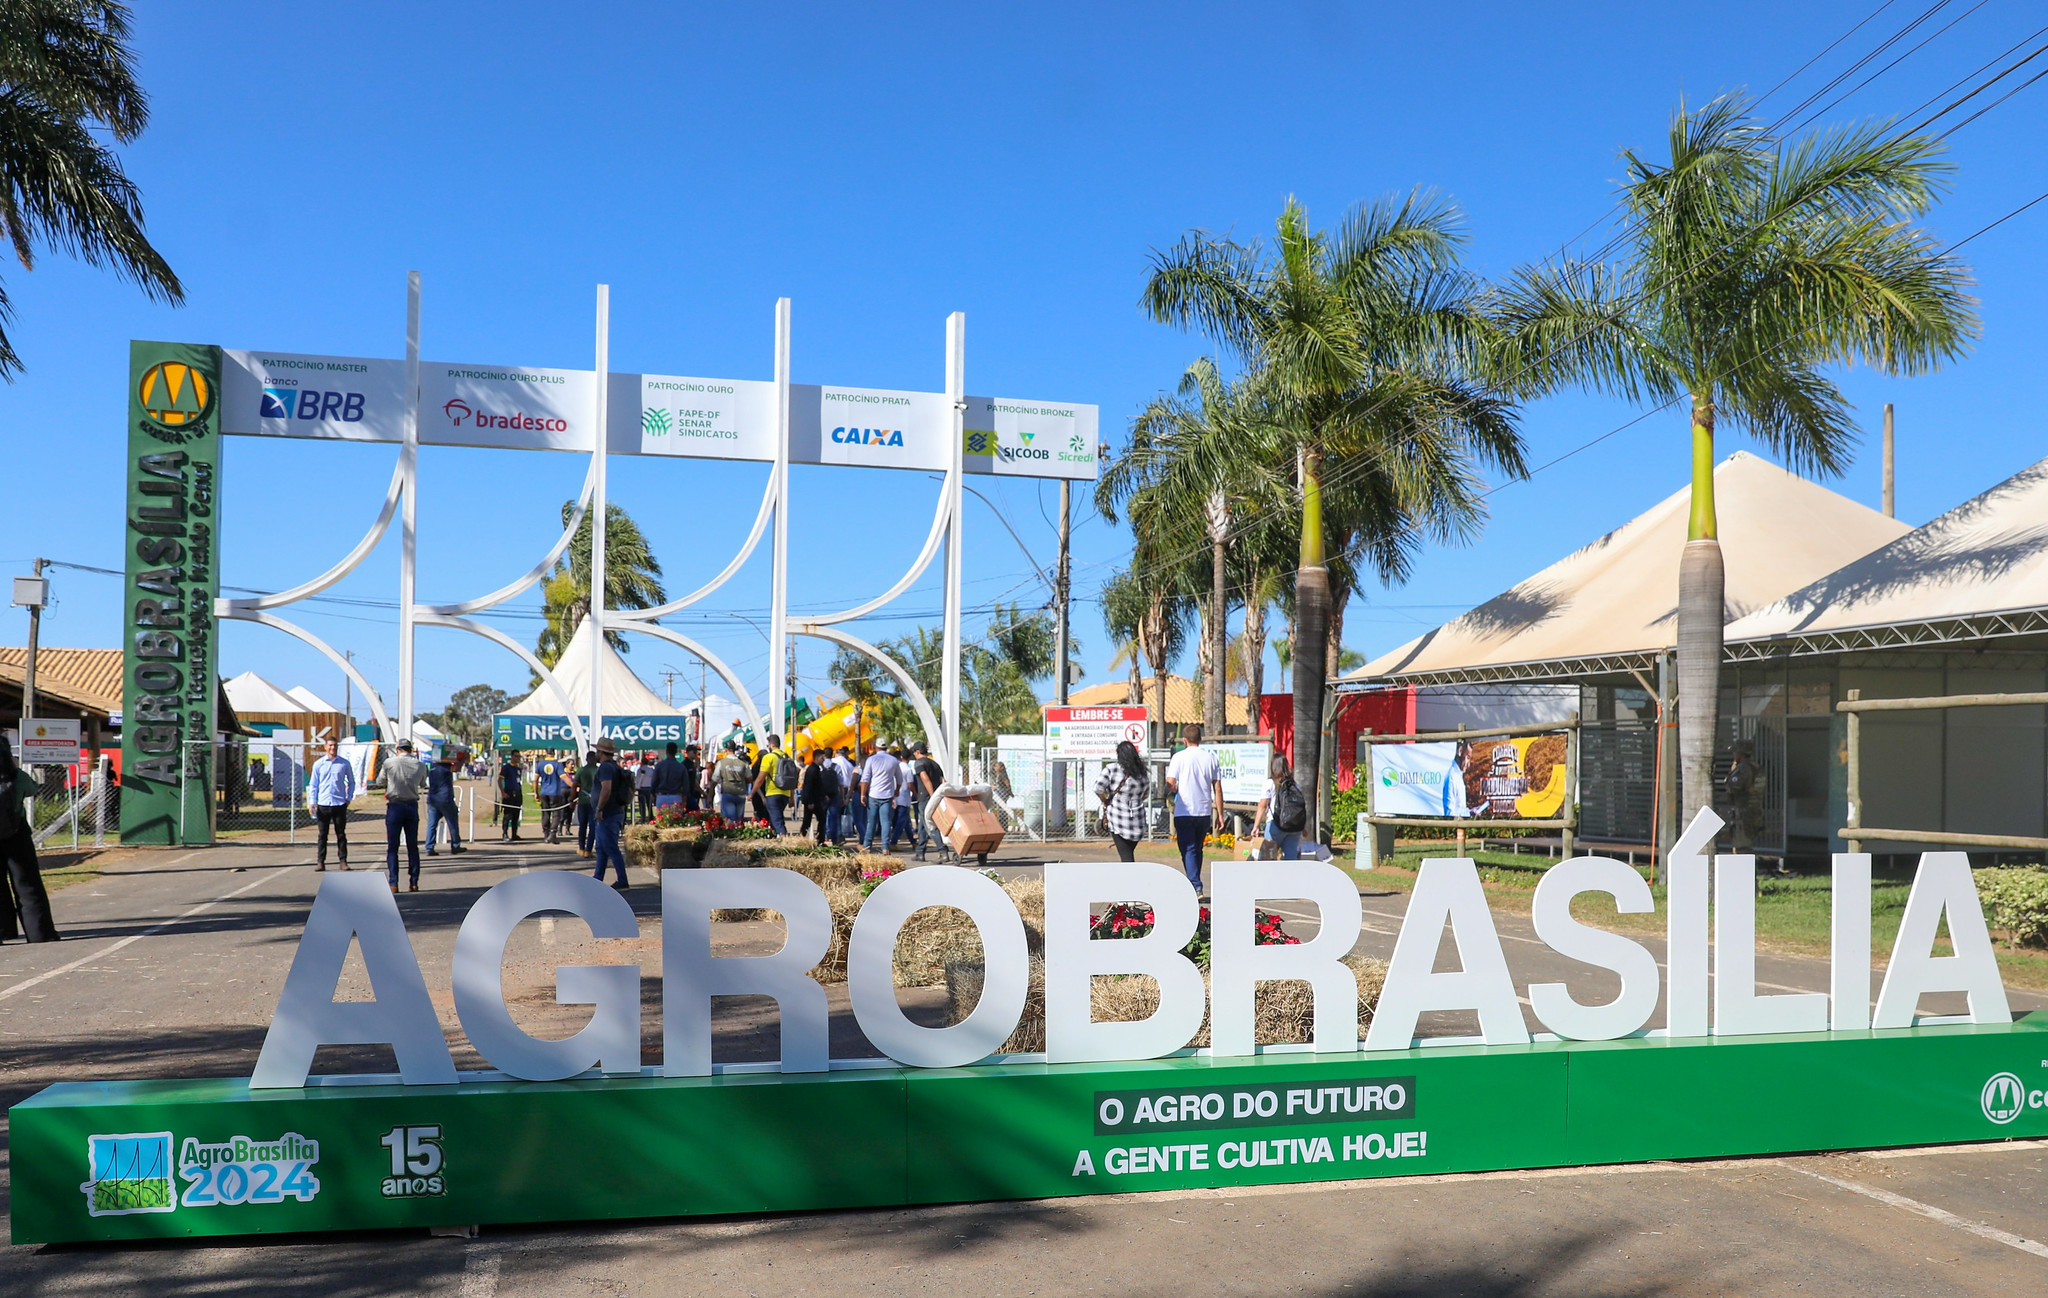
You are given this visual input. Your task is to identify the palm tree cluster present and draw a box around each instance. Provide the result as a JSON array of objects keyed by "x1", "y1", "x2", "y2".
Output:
[
  {"x1": 1107, "y1": 94, "x2": 1975, "y2": 835},
  {"x1": 0, "y1": 0, "x2": 181, "y2": 375},
  {"x1": 828, "y1": 605, "x2": 1081, "y2": 754},
  {"x1": 535, "y1": 500, "x2": 666, "y2": 677}
]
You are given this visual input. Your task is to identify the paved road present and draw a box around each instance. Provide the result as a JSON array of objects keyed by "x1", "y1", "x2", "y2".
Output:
[{"x1": 3, "y1": 836, "x2": 2045, "y2": 1294}]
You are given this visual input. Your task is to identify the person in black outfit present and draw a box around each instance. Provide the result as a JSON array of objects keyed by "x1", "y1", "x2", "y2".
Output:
[
  {"x1": 0, "y1": 737, "x2": 61, "y2": 943},
  {"x1": 798, "y1": 749, "x2": 839, "y2": 845}
]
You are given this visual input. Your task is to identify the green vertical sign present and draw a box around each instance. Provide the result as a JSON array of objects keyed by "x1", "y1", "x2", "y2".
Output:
[{"x1": 120, "y1": 341, "x2": 224, "y2": 845}]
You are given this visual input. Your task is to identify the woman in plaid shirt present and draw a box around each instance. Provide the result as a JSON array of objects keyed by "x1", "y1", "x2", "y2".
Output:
[{"x1": 1094, "y1": 740, "x2": 1152, "y2": 861}]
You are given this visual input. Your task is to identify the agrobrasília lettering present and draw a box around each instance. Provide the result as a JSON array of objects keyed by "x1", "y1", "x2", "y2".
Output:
[{"x1": 251, "y1": 811, "x2": 2011, "y2": 1088}]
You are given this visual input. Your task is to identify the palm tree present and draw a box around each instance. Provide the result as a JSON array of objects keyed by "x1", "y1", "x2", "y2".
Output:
[
  {"x1": 1100, "y1": 570, "x2": 1148, "y2": 705},
  {"x1": 536, "y1": 500, "x2": 666, "y2": 669},
  {"x1": 0, "y1": 0, "x2": 181, "y2": 375},
  {"x1": 1142, "y1": 194, "x2": 1524, "y2": 825},
  {"x1": 1497, "y1": 97, "x2": 1977, "y2": 824}
]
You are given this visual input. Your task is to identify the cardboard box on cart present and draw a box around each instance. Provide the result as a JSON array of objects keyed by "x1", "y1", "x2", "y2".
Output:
[{"x1": 928, "y1": 785, "x2": 1006, "y2": 856}]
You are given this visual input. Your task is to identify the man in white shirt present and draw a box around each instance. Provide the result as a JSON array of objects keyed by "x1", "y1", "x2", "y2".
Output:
[
  {"x1": 828, "y1": 746, "x2": 859, "y2": 846},
  {"x1": 1163, "y1": 723, "x2": 1224, "y2": 892}
]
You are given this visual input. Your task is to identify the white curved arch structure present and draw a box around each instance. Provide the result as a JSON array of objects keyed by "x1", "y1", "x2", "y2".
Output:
[
  {"x1": 223, "y1": 460, "x2": 405, "y2": 613},
  {"x1": 612, "y1": 623, "x2": 767, "y2": 744},
  {"x1": 214, "y1": 606, "x2": 399, "y2": 742},
  {"x1": 420, "y1": 455, "x2": 597, "y2": 618},
  {"x1": 415, "y1": 611, "x2": 591, "y2": 752},
  {"x1": 800, "y1": 466, "x2": 953, "y2": 627},
  {"x1": 614, "y1": 466, "x2": 776, "y2": 623},
  {"x1": 791, "y1": 623, "x2": 944, "y2": 759}
]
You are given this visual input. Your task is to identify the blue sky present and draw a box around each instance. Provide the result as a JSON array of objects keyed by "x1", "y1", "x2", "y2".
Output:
[{"x1": 4, "y1": 1, "x2": 2044, "y2": 718}]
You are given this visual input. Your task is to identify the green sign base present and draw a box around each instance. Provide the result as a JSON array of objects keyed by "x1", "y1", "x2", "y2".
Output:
[{"x1": 14, "y1": 1015, "x2": 2048, "y2": 1245}]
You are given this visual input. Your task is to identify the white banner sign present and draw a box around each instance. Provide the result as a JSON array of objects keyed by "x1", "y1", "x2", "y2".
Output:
[
  {"x1": 1369, "y1": 741, "x2": 1467, "y2": 818},
  {"x1": 221, "y1": 350, "x2": 1098, "y2": 479},
  {"x1": 1044, "y1": 705, "x2": 1147, "y2": 761},
  {"x1": 18, "y1": 718, "x2": 80, "y2": 765},
  {"x1": 1210, "y1": 741, "x2": 1272, "y2": 805}
]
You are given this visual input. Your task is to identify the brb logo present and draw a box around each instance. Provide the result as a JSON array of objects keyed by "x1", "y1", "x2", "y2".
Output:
[
  {"x1": 261, "y1": 387, "x2": 365, "y2": 422},
  {"x1": 831, "y1": 427, "x2": 905, "y2": 449}
]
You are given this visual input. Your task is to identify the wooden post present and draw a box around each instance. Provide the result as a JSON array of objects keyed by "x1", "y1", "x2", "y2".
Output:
[{"x1": 1844, "y1": 687, "x2": 1862, "y2": 854}]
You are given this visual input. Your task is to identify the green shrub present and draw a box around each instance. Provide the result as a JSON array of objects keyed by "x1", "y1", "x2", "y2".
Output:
[{"x1": 1978, "y1": 867, "x2": 2048, "y2": 948}]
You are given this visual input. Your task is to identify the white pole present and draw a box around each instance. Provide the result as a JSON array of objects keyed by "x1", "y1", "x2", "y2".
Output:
[
  {"x1": 590, "y1": 285, "x2": 610, "y2": 753},
  {"x1": 942, "y1": 312, "x2": 965, "y2": 775},
  {"x1": 769, "y1": 298, "x2": 791, "y2": 744},
  {"x1": 399, "y1": 272, "x2": 420, "y2": 742}
]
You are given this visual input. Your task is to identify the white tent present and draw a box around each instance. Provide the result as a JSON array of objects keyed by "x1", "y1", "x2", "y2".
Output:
[
  {"x1": 1726, "y1": 455, "x2": 2048, "y2": 653},
  {"x1": 224, "y1": 670, "x2": 306, "y2": 715},
  {"x1": 287, "y1": 685, "x2": 343, "y2": 713},
  {"x1": 499, "y1": 618, "x2": 684, "y2": 718},
  {"x1": 1353, "y1": 453, "x2": 1912, "y2": 683}
]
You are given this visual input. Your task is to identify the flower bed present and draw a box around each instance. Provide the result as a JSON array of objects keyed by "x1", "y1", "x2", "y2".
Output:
[{"x1": 1089, "y1": 901, "x2": 1297, "y2": 967}]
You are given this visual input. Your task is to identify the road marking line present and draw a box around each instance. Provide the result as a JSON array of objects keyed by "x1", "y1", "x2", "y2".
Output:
[
  {"x1": 0, "y1": 866, "x2": 291, "y2": 1001},
  {"x1": 1791, "y1": 1165, "x2": 2048, "y2": 1259},
  {"x1": 1862, "y1": 1139, "x2": 2048, "y2": 1159},
  {"x1": 458, "y1": 1249, "x2": 500, "y2": 1298}
]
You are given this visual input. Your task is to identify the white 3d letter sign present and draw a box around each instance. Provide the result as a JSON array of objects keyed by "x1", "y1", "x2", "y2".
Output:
[{"x1": 252, "y1": 812, "x2": 2017, "y2": 1087}]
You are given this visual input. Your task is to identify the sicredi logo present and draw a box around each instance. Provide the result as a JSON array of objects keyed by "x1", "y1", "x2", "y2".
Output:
[
  {"x1": 260, "y1": 387, "x2": 365, "y2": 422},
  {"x1": 443, "y1": 398, "x2": 568, "y2": 434},
  {"x1": 1981, "y1": 1071, "x2": 2030, "y2": 1123},
  {"x1": 831, "y1": 427, "x2": 906, "y2": 449}
]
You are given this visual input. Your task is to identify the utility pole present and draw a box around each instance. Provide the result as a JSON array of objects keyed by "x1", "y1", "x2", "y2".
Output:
[
  {"x1": 1881, "y1": 403, "x2": 1895, "y2": 519},
  {"x1": 1054, "y1": 480, "x2": 1072, "y2": 707},
  {"x1": 18, "y1": 557, "x2": 46, "y2": 725}
]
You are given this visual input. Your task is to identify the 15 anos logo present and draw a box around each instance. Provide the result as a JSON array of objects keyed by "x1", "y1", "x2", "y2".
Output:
[{"x1": 1980, "y1": 1071, "x2": 2039, "y2": 1124}]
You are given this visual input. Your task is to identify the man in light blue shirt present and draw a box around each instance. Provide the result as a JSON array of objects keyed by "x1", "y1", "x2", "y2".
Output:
[
  {"x1": 308, "y1": 738, "x2": 355, "y2": 872},
  {"x1": 859, "y1": 740, "x2": 904, "y2": 853}
]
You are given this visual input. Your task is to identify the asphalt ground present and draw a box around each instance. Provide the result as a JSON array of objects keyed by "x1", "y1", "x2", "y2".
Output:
[{"x1": 2, "y1": 831, "x2": 2045, "y2": 1295}]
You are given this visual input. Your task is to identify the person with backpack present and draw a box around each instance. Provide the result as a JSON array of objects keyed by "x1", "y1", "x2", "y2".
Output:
[
  {"x1": 799, "y1": 749, "x2": 840, "y2": 845},
  {"x1": 589, "y1": 740, "x2": 630, "y2": 889},
  {"x1": 752, "y1": 734, "x2": 799, "y2": 837},
  {"x1": 1255, "y1": 754, "x2": 1308, "y2": 861},
  {"x1": 909, "y1": 742, "x2": 947, "y2": 861},
  {"x1": 713, "y1": 742, "x2": 754, "y2": 822},
  {"x1": 496, "y1": 756, "x2": 525, "y2": 841},
  {"x1": 1094, "y1": 739, "x2": 1151, "y2": 863}
]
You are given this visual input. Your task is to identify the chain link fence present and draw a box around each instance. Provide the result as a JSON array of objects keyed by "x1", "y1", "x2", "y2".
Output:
[
  {"x1": 27, "y1": 760, "x2": 119, "y2": 850},
  {"x1": 967, "y1": 747, "x2": 1175, "y2": 844}
]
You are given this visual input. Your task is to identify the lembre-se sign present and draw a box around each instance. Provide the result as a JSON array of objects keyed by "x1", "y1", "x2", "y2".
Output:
[{"x1": 251, "y1": 811, "x2": 2014, "y2": 1088}]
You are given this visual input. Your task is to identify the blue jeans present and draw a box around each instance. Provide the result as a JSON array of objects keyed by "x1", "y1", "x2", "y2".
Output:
[
  {"x1": 825, "y1": 802, "x2": 844, "y2": 844},
  {"x1": 894, "y1": 804, "x2": 911, "y2": 845},
  {"x1": 1173, "y1": 814, "x2": 1211, "y2": 891},
  {"x1": 865, "y1": 798, "x2": 896, "y2": 851},
  {"x1": 425, "y1": 799, "x2": 461, "y2": 851},
  {"x1": 847, "y1": 794, "x2": 866, "y2": 846},
  {"x1": 593, "y1": 812, "x2": 628, "y2": 884},
  {"x1": 385, "y1": 800, "x2": 421, "y2": 886},
  {"x1": 719, "y1": 791, "x2": 746, "y2": 821},
  {"x1": 1267, "y1": 821, "x2": 1302, "y2": 861},
  {"x1": 576, "y1": 796, "x2": 593, "y2": 851},
  {"x1": 655, "y1": 793, "x2": 682, "y2": 810},
  {"x1": 764, "y1": 793, "x2": 790, "y2": 837},
  {"x1": 914, "y1": 798, "x2": 944, "y2": 856}
]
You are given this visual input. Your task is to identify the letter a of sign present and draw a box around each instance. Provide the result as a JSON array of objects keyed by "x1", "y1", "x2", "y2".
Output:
[{"x1": 252, "y1": 873, "x2": 458, "y2": 1087}]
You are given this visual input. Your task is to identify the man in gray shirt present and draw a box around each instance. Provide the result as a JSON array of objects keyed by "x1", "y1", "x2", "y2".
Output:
[
  {"x1": 383, "y1": 740, "x2": 428, "y2": 892},
  {"x1": 859, "y1": 740, "x2": 904, "y2": 853}
]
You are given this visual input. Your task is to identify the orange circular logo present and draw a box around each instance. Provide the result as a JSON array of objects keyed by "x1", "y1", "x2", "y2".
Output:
[{"x1": 137, "y1": 360, "x2": 214, "y2": 440}]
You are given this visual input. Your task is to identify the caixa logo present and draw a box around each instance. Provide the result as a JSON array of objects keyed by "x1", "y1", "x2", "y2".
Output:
[
  {"x1": 443, "y1": 399, "x2": 569, "y2": 433},
  {"x1": 831, "y1": 426, "x2": 905, "y2": 449},
  {"x1": 1980, "y1": 1071, "x2": 2040, "y2": 1124},
  {"x1": 261, "y1": 387, "x2": 365, "y2": 422}
]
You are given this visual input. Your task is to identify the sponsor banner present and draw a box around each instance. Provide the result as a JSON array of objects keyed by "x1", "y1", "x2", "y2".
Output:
[
  {"x1": 639, "y1": 375, "x2": 776, "y2": 461},
  {"x1": 1368, "y1": 735, "x2": 1570, "y2": 820},
  {"x1": 213, "y1": 348, "x2": 1098, "y2": 479},
  {"x1": 15, "y1": 1022, "x2": 2046, "y2": 1243},
  {"x1": 1044, "y1": 705, "x2": 1147, "y2": 761},
  {"x1": 122, "y1": 341, "x2": 223, "y2": 845},
  {"x1": 493, "y1": 714, "x2": 693, "y2": 751},
  {"x1": 963, "y1": 396, "x2": 1098, "y2": 481},
  {"x1": 1211, "y1": 741, "x2": 1272, "y2": 806},
  {"x1": 222, "y1": 350, "x2": 407, "y2": 442}
]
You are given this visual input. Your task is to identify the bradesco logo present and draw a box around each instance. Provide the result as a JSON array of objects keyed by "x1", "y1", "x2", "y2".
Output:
[
  {"x1": 1980, "y1": 1071, "x2": 2038, "y2": 1124},
  {"x1": 831, "y1": 426, "x2": 906, "y2": 449},
  {"x1": 260, "y1": 386, "x2": 365, "y2": 422},
  {"x1": 443, "y1": 398, "x2": 568, "y2": 434}
]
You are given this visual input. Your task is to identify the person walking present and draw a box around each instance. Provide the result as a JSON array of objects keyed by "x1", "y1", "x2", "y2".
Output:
[
  {"x1": 1253, "y1": 755, "x2": 1307, "y2": 861},
  {"x1": 652, "y1": 742, "x2": 688, "y2": 813},
  {"x1": 307, "y1": 737, "x2": 356, "y2": 872},
  {"x1": 680, "y1": 742, "x2": 703, "y2": 813},
  {"x1": 0, "y1": 737, "x2": 60, "y2": 943},
  {"x1": 698, "y1": 743, "x2": 719, "y2": 812},
  {"x1": 890, "y1": 744, "x2": 914, "y2": 848},
  {"x1": 829, "y1": 745, "x2": 858, "y2": 845},
  {"x1": 753, "y1": 734, "x2": 798, "y2": 838},
  {"x1": 634, "y1": 754, "x2": 658, "y2": 822},
  {"x1": 574, "y1": 750, "x2": 599, "y2": 857},
  {"x1": 425, "y1": 748, "x2": 466, "y2": 857},
  {"x1": 859, "y1": 739, "x2": 902, "y2": 852},
  {"x1": 590, "y1": 740, "x2": 630, "y2": 889},
  {"x1": 799, "y1": 749, "x2": 838, "y2": 845},
  {"x1": 713, "y1": 742, "x2": 754, "y2": 822},
  {"x1": 534, "y1": 753, "x2": 568, "y2": 842},
  {"x1": 909, "y1": 742, "x2": 946, "y2": 861},
  {"x1": 1094, "y1": 739, "x2": 1151, "y2": 863},
  {"x1": 383, "y1": 739, "x2": 428, "y2": 892},
  {"x1": 1163, "y1": 724, "x2": 1224, "y2": 894},
  {"x1": 496, "y1": 755, "x2": 525, "y2": 841}
]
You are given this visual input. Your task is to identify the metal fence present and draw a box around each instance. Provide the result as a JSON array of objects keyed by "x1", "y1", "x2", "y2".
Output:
[
  {"x1": 1579, "y1": 718, "x2": 1655, "y2": 844},
  {"x1": 27, "y1": 761, "x2": 119, "y2": 850},
  {"x1": 967, "y1": 748, "x2": 1174, "y2": 844}
]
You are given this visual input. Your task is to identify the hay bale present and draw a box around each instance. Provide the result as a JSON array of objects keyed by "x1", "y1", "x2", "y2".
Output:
[
  {"x1": 808, "y1": 885, "x2": 866, "y2": 984},
  {"x1": 892, "y1": 905, "x2": 985, "y2": 987},
  {"x1": 758, "y1": 850, "x2": 861, "y2": 890},
  {"x1": 700, "y1": 839, "x2": 757, "y2": 871},
  {"x1": 944, "y1": 956, "x2": 1046, "y2": 1053}
]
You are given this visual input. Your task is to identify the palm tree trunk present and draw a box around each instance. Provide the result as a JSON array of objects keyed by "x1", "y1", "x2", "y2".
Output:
[
  {"x1": 1244, "y1": 583, "x2": 1268, "y2": 735},
  {"x1": 1206, "y1": 493, "x2": 1228, "y2": 736},
  {"x1": 1292, "y1": 447, "x2": 1330, "y2": 837},
  {"x1": 1678, "y1": 397, "x2": 1724, "y2": 832}
]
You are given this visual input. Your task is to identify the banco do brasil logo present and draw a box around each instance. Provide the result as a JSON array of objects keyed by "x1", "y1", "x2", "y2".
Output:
[
  {"x1": 1981, "y1": 1071, "x2": 2027, "y2": 1124},
  {"x1": 137, "y1": 361, "x2": 214, "y2": 443}
]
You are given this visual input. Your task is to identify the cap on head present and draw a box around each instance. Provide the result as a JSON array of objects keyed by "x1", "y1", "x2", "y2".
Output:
[{"x1": 396, "y1": 740, "x2": 414, "y2": 752}]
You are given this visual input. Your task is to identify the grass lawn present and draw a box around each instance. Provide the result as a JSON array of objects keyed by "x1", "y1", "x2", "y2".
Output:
[{"x1": 1349, "y1": 844, "x2": 2048, "y2": 993}]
